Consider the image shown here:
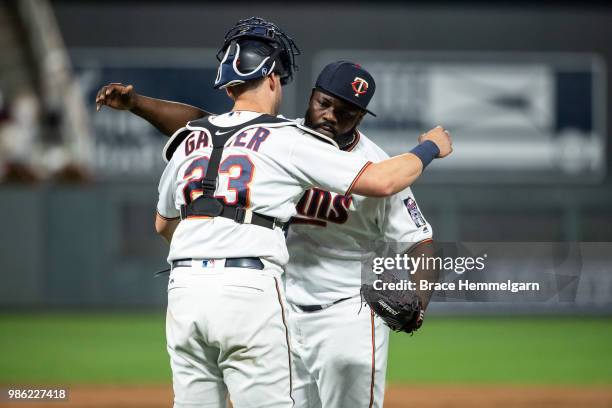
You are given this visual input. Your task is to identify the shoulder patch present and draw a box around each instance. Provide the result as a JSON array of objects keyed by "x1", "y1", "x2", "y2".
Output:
[{"x1": 404, "y1": 197, "x2": 426, "y2": 227}]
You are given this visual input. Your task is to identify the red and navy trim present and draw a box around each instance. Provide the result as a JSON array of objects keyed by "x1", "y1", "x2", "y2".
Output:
[
  {"x1": 156, "y1": 210, "x2": 180, "y2": 221},
  {"x1": 343, "y1": 129, "x2": 361, "y2": 152},
  {"x1": 409, "y1": 238, "x2": 434, "y2": 253},
  {"x1": 274, "y1": 277, "x2": 294, "y2": 405},
  {"x1": 369, "y1": 309, "x2": 376, "y2": 408},
  {"x1": 345, "y1": 161, "x2": 373, "y2": 196}
]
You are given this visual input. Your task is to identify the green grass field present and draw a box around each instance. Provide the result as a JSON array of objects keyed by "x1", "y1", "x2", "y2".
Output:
[{"x1": 0, "y1": 314, "x2": 611, "y2": 385}]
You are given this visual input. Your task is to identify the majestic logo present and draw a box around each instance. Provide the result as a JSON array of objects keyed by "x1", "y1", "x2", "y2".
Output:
[{"x1": 351, "y1": 77, "x2": 369, "y2": 97}]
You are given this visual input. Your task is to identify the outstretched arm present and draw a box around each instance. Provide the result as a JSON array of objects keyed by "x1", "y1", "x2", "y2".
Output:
[
  {"x1": 352, "y1": 126, "x2": 452, "y2": 197},
  {"x1": 95, "y1": 83, "x2": 211, "y2": 136}
]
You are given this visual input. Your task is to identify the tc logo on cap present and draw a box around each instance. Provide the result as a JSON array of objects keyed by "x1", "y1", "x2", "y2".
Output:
[{"x1": 351, "y1": 77, "x2": 369, "y2": 97}]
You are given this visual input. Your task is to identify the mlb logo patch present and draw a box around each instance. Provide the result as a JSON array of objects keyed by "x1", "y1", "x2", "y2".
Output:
[
  {"x1": 404, "y1": 198, "x2": 426, "y2": 227},
  {"x1": 201, "y1": 259, "x2": 216, "y2": 268}
]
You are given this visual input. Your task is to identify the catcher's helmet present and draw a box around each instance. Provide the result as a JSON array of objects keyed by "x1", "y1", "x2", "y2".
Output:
[{"x1": 214, "y1": 17, "x2": 300, "y2": 89}]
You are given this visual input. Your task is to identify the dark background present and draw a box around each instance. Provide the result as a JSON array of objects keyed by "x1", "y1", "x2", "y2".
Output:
[{"x1": 1, "y1": 1, "x2": 611, "y2": 307}]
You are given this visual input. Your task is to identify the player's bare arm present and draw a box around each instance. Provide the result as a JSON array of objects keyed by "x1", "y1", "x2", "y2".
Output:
[
  {"x1": 408, "y1": 239, "x2": 438, "y2": 310},
  {"x1": 155, "y1": 214, "x2": 179, "y2": 243},
  {"x1": 95, "y1": 83, "x2": 209, "y2": 136},
  {"x1": 352, "y1": 126, "x2": 452, "y2": 197}
]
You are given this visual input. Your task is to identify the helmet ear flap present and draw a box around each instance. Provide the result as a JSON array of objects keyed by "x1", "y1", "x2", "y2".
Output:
[{"x1": 214, "y1": 41, "x2": 241, "y2": 89}]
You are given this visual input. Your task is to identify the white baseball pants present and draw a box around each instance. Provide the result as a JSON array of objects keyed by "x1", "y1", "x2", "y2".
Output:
[
  {"x1": 166, "y1": 262, "x2": 294, "y2": 408},
  {"x1": 288, "y1": 297, "x2": 390, "y2": 408}
]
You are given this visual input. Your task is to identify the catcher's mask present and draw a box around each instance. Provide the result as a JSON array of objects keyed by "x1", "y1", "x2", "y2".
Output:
[{"x1": 214, "y1": 17, "x2": 300, "y2": 89}]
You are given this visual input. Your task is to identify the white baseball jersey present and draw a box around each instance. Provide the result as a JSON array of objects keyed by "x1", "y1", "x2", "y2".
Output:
[
  {"x1": 157, "y1": 111, "x2": 371, "y2": 267},
  {"x1": 285, "y1": 127, "x2": 433, "y2": 305}
]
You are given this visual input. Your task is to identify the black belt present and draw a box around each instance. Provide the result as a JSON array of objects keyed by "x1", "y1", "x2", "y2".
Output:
[
  {"x1": 295, "y1": 296, "x2": 352, "y2": 312},
  {"x1": 180, "y1": 199, "x2": 282, "y2": 230},
  {"x1": 172, "y1": 257, "x2": 264, "y2": 270}
]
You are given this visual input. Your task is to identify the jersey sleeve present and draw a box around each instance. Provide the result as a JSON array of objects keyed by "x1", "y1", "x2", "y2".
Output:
[
  {"x1": 380, "y1": 187, "x2": 433, "y2": 251},
  {"x1": 289, "y1": 136, "x2": 371, "y2": 195},
  {"x1": 156, "y1": 159, "x2": 180, "y2": 220}
]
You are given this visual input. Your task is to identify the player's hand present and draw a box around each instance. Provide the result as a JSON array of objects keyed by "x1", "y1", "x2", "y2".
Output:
[
  {"x1": 95, "y1": 83, "x2": 138, "y2": 112},
  {"x1": 419, "y1": 126, "x2": 453, "y2": 158}
]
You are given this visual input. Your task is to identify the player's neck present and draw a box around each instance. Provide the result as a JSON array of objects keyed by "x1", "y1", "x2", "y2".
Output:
[{"x1": 232, "y1": 97, "x2": 276, "y2": 116}]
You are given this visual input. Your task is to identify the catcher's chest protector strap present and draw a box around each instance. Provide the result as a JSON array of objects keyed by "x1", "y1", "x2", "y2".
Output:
[{"x1": 180, "y1": 114, "x2": 293, "y2": 229}]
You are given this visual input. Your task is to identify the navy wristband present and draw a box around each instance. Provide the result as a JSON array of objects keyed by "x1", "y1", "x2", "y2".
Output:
[{"x1": 409, "y1": 140, "x2": 440, "y2": 168}]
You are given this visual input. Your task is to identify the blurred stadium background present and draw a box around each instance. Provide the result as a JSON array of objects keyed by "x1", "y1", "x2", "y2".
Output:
[{"x1": 0, "y1": 1, "x2": 611, "y2": 407}]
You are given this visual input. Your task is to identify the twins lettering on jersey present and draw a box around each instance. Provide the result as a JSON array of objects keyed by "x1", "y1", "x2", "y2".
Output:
[{"x1": 292, "y1": 188, "x2": 353, "y2": 227}]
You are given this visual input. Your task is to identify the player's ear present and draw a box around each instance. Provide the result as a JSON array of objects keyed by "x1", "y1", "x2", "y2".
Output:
[
  {"x1": 355, "y1": 110, "x2": 366, "y2": 127},
  {"x1": 268, "y1": 73, "x2": 281, "y2": 92},
  {"x1": 308, "y1": 89, "x2": 316, "y2": 103},
  {"x1": 267, "y1": 74, "x2": 274, "y2": 91},
  {"x1": 225, "y1": 87, "x2": 236, "y2": 100}
]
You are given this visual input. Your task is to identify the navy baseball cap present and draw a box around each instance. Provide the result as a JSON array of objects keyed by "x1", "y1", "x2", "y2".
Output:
[{"x1": 314, "y1": 61, "x2": 376, "y2": 116}]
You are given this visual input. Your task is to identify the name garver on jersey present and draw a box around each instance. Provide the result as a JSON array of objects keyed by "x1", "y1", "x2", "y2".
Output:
[
  {"x1": 184, "y1": 127, "x2": 270, "y2": 156},
  {"x1": 292, "y1": 188, "x2": 353, "y2": 227}
]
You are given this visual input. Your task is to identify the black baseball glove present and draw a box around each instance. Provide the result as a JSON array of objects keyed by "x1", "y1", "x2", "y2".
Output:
[{"x1": 361, "y1": 271, "x2": 424, "y2": 334}]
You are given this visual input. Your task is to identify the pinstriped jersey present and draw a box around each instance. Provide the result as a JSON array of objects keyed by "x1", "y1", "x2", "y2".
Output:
[
  {"x1": 156, "y1": 111, "x2": 370, "y2": 267},
  {"x1": 284, "y1": 128, "x2": 433, "y2": 305}
]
